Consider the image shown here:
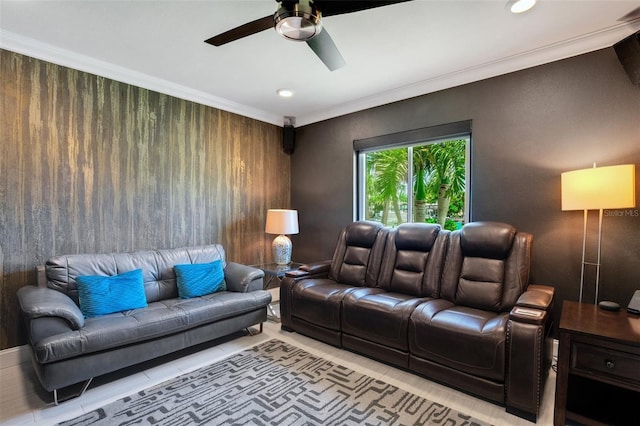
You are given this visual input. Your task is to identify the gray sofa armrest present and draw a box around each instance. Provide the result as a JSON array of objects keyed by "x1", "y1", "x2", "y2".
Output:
[
  {"x1": 17, "y1": 286, "x2": 85, "y2": 329},
  {"x1": 224, "y1": 262, "x2": 265, "y2": 293}
]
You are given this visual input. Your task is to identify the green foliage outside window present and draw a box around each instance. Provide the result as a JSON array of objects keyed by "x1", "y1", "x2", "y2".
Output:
[{"x1": 363, "y1": 139, "x2": 466, "y2": 228}]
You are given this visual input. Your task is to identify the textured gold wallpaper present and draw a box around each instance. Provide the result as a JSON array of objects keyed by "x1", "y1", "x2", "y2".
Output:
[{"x1": 0, "y1": 49, "x2": 289, "y2": 349}]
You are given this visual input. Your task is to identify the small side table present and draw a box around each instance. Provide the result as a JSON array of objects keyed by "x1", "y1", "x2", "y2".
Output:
[
  {"x1": 554, "y1": 301, "x2": 640, "y2": 426},
  {"x1": 254, "y1": 262, "x2": 303, "y2": 322}
]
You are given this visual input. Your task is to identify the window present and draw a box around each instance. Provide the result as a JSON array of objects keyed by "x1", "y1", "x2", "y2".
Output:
[{"x1": 354, "y1": 121, "x2": 471, "y2": 230}]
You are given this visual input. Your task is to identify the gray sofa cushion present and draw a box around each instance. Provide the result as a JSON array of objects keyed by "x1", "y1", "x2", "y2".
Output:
[
  {"x1": 45, "y1": 245, "x2": 227, "y2": 304},
  {"x1": 29, "y1": 290, "x2": 271, "y2": 364}
]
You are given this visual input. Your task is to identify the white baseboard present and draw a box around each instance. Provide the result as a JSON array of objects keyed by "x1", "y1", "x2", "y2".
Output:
[{"x1": 0, "y1": 344, "x2": 30, "y2": 369}]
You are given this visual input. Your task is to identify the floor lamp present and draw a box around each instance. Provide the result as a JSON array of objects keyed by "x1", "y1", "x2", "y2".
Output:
[{"x1": 561, "y1": 164, "x2": 636, "y2": 304}]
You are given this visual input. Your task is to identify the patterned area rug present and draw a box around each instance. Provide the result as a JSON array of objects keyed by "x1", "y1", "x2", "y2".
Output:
[{"x1": 58, "y1": 339, "x2": 491, "y2": 425}]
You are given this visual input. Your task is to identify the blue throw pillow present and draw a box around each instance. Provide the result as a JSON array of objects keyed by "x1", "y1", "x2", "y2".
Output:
[
  {"x1": 76, "y1": 269, "x2": 147, "y2": 317},
  {"x1": 174, "y1": 260, "x2": 226, "y2": 299}
]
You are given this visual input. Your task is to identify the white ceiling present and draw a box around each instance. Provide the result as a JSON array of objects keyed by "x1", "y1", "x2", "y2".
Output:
[{"x1": 1, "y1": 1, "x2": 639, "y2": 127}]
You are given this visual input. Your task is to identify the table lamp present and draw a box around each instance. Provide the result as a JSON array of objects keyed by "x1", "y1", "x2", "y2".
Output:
[
  {"x1": 561, "y1": 163, "x2": 636, "y2": 303},
  {"x1": 265, "y1": 209, "x2": 299, "y2": 265}
]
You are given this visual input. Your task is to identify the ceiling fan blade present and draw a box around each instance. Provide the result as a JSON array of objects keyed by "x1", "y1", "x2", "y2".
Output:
[
  {"x1": 204, "y1": 15, "x2": 274, "y2": 46},
  {"x1": 618, "y1": 6, "x2": 640, "y2": 22},
  {"x1": 306, "y1": 29, "x2": 346, "y2": 71},
  {"x1": 315, "y1": 0, "x2": 412, "y2": 17}
]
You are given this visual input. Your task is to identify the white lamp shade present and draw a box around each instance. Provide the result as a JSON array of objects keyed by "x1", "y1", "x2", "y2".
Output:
[
  {"x1": 561, "y1": 164, "x2": 636, "y2": 211},
  {"x1": 265, "y1": 209, "x2": 299, "y2": 235}
]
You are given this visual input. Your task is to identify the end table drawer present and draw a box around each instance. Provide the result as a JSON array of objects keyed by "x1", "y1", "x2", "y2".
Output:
[{"x1": 571, "y1": 342, "x2": 640, "y2": 385}]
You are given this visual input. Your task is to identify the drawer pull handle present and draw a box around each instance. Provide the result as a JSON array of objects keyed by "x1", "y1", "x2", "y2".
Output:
[{"x1": 605, "y1": 359, "x2": 615, "y2": 369}]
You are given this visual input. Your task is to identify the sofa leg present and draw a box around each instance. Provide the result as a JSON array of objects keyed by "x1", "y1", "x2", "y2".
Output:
[
  {"x1": 53, "y1": 377, "x2": 93, "y2": 405},
  {"x1": 245, "y1": 323, "x2": 263, "y2": 336}
]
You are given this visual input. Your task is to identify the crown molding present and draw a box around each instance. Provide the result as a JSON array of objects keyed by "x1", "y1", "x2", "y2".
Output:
[
  {"x1": 0, "y1": 30, "x2": 283, "y2": 126},
  {"x1": 2, "y1": 20, "x2": 638, "y2": 129},
  {"x1": 294, "y1": 21, "x2": 640, "y2": 127}
]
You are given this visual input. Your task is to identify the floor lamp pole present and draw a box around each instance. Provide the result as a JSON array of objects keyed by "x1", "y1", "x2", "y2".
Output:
[
  {"x1": 579, "y1": 209, "x2": 604, "y2": 304},
  {"x1": 595, "y1": 208, "x2": 603, "y2": 303},
  {"x1": 579, "y1": 210, "x2": 587, "y2": 303}
]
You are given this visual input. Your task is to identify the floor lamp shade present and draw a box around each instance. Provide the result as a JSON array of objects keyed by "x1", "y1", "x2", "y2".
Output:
[
  {"x1": 561, "y1": 164, "x2": 636, "y2": 303},
  {"x1": 561, "y1": 164, "x2": 636, "y2": 211},
  {"x1": 265, "y1": 209, "x2": 299, "y2": 265}
]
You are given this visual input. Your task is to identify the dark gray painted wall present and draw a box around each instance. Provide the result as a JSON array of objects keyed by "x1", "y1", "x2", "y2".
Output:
[{"x1": 290, "y1": 47, "x2": 640, "y2": 318}]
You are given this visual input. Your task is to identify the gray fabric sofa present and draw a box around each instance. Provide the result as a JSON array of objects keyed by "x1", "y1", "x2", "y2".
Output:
[{"x1": 17, "y1": 244, "x2": 270, "y2": 404}]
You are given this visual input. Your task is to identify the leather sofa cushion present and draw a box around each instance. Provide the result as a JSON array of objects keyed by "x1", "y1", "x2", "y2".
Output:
[
  {"x1": 28, "y1": 290, "x2": 271, "y2": 364},
  {"x1": 409, "y1": 300, "x2": 508, "y2": 382},
  {"x1": 336, "y1": 246, "x2": 375, "y2": 286},
  {"x1": 291, "y1": 279, "x2": 376, "y2": 330},
  {"x1": 377, "y1": 223, "x2": 447, "y2": 297},
  {"x1": 388, "y1": 255, "x2": 429, "y2": 294},
  {"x1": 345, "y1": 220, "x2": 383, "y2": 247},
  {"x1": 343, "y1": 290, "x2": 428, "y2": 351},
  {"x1": 456, "y1": 257, "x2": 505, "y2": 311},
  {"x1": 328, "y1": 221, "x2": 387, "y2": 287},
  {"x1": 460, "y1": 222, "x2": 515, "y2": 260},
  {"x1": 395, "y1": 223, "x2": 440, "y2": 252},
  {"x1": 440, "y1": 223, "x2": 530, "y2": 312}
]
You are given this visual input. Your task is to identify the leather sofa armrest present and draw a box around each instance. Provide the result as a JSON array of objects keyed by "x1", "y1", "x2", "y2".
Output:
[
  {"x1": 283, "y1": 259, "x2": 331, "y2": 280},
  {"x1": 506, "y1": 285, "x2": 554, "y2": 420},
  {"x1": 224, "y1": 262, "x2": 265, "y2": 293},
  {"x1": 17, "y1": 286, "x2": 85, "y2": 329},
  {"x1": 515, "y1": 284, "x2": 554, "y2": 310},
  {"x1": 285, "y1": 269, "x2": 309, "y2": 279},
  {"x1": 280, "y1": 260, "x2": 331, "y2": 330},
  {"x1": 510, "y1": 285, "x2": 554, "y2": 325},
  {"x1": 509, "y1": 306, "x2": 548, "y2": 325},
  {"x1": 298, "y1": 260, "x2": 331, "y2": 276}
]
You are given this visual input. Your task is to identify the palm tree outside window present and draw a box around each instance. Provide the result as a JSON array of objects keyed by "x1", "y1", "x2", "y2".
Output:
[{"x1": 357, "y1": 137, "x2": 469, "y2": 230}]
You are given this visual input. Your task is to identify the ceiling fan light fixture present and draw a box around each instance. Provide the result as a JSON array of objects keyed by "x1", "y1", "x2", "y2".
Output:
[
  {"x1": 507, "y1": 0, "x2": 537, "y2": 14},
  {"x1": 275, "y1": 0, "x2": 322, "y2": 41}
]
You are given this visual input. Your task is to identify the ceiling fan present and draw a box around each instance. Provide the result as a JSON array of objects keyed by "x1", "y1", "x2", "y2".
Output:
[{"x1": 204, "y1": 0, "x2": 411, "y2": 71}]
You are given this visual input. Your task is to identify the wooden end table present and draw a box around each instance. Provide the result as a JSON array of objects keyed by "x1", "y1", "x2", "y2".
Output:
[{"x1": 554, "y1": 301, "x2": 640, "y2": 425}]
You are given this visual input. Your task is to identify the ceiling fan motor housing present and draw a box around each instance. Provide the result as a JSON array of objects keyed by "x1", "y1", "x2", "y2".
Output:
[{"x1": 275, "y1": 0, "x2": 323, "y2": 41}]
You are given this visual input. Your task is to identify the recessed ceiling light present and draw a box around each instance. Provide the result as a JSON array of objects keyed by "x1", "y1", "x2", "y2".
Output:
[
  {"x1": 507, "y1": 0, "x2": 537, "y2": 14},
  {"x1": 277, "y1": 89, "x2": 295, "y2": 98}
]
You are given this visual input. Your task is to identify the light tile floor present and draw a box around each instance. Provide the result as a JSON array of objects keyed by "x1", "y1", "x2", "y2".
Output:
[{"x1": 1, "y1": 313, "x2": 556, "y2": 426}]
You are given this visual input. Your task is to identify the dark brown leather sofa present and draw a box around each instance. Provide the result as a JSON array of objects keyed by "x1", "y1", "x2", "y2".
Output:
[{"x1": 280, "y1": 221, "x2": 554, "y2": 422}]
